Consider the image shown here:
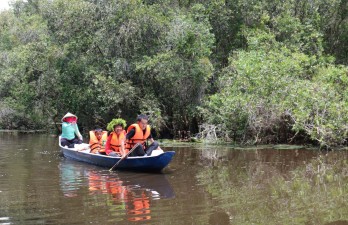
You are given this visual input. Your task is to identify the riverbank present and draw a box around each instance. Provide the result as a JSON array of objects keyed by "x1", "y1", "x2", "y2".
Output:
[
  {"x1": 0, "y1": 129, "x2": 47, "y2": 133},
  {"x1": 1, "y1": 130, "x2": 342, "y2": 150}
]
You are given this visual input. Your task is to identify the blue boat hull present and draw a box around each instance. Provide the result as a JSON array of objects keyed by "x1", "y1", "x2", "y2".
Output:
[{"x1": 60, "y1": 146, "x2": 175, "y2": 172}]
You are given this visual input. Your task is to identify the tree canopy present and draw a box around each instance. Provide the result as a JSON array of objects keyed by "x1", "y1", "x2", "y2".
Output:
[{"x1": 1, "y1": 0, "x2": 348, "y2": 147}]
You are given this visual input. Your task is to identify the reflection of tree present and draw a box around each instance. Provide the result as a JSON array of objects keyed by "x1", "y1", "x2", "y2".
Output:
[
  {"x1": 324, "y1": 221, "x2": 348, "y2": 225},
  {"x1": 197, "y1": 151, "x2": 348, "y2": 225},
  {"x1": 208, "y1": 210, "x2": 230, "y2": 225},
  {"x1": 59, "y1": 160, "x2": 86, "y2": 198}
]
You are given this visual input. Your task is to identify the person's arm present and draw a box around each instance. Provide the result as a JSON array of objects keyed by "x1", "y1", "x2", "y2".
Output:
[
  {"x1": 120, "y1": 139, "x2": 126, "y2": 157},
  {"x1": 73, "y1": 123, "x2": 83, "y2": 140},
  {"x1": 125, "y1": 128, "x2": 135, "y2": 140},
  {"x1": 105, "y1": 134, "x2": 113, "y2": 155},
  {"x1": 147, "y1": 129, "x2": 161, "y2": 150},
  {"x1": 147, "y1": 130, "x2": 154, "y2": 143},
  {"x1": 61, "y1": 123, "x2": 67, "y2": 138}
]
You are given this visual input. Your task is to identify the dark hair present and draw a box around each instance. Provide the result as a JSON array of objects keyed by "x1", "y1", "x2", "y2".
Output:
[
  {"x1": 113, "y1": 123, "x2": 124, "y2": 129},
  {"x1": 137, "y1": 114, "x2": 149, "y2": 122},
  {"x1": 94, "y1": 127, "x2": 102, "y2": 132}
]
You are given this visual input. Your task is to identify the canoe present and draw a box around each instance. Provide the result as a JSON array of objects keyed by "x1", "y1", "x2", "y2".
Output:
[{"x1": 59, "y1": 139, "x2": 175, "y2": 172}]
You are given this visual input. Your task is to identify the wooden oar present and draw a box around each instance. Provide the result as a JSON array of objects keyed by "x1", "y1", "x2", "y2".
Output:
[{"x1": 109, "y1": 143, "x2": 141, "y2": 171}]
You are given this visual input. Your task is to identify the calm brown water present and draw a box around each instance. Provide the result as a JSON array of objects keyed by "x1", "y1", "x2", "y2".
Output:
[{"x1": 1, "y1": 133, "x2": 348, "y2": 225}]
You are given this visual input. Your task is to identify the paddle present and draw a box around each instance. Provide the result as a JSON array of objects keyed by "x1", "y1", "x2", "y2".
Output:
[{"x1": 109, "y1": 143, "x2": 141, "y2": 171}]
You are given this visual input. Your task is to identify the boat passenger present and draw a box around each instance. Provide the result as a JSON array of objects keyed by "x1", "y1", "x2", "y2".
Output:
[
  {"x1": 60, "y1": 112, "x2": 83, "y2": 148},
  {"x1": 89, "y1": 128, "x2": 107, "y2": 154},
  {"x1": 105, "y1": 118, "x2": 127, "y2": 157},
  {"x1": 125, "y1": 114, "x2": 159, "y2": 156}
]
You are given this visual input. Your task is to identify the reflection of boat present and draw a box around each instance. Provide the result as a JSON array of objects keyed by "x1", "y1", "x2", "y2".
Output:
[
  {"x1": 59, "y1": 159, "x2": 175, "y2": 222},
  {"x1": 59, "y1": 158, "x2": 175, "y2": 199},
  {"x1": 59, "y1": 138, "x2": 175, "y2": 172}
]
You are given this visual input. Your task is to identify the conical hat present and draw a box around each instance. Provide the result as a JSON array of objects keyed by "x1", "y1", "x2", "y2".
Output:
[{"x1": 61, "y1": 112, "x2": 78, "y2": 122}]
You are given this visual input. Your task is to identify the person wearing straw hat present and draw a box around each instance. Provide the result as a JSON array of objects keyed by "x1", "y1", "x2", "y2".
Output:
[{"x1": 60, "y1": 112, "x2": 83, "y2": 148}]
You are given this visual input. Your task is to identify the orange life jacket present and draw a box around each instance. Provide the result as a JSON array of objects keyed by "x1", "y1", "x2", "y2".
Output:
[
  {"x1": 89, "y1": 131, "x2": 107, "y2": 153},
  {"x1": 126, "y1": 123, "x2": 151, "y2": 150},
  {"x1": 109, "y1": 131, "x2": 127, "y2": 153}
]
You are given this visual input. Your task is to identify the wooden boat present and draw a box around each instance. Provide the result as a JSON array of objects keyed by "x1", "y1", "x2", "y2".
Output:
[{"x1": 59, "y1": 138, "x2": 175, "y2": 172}]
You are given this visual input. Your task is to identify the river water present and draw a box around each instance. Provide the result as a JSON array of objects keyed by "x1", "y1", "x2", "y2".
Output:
[{"x1": 0, "y1": 133, "x2": 348, "y2": 225}]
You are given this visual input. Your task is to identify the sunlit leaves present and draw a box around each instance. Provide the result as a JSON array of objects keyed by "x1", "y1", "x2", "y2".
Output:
[{"x1": 202, "y1": 28, "x2": 348, "y2": 146}]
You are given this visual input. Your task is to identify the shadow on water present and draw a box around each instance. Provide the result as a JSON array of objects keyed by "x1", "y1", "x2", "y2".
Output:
[{"x1": 59, "y1": 158, "x2": 175, "y2": 222}]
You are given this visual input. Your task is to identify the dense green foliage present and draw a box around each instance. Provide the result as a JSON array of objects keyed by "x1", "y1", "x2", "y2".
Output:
[{"x1": 1, "y1": 0, "x2": 348, "y2": 146}]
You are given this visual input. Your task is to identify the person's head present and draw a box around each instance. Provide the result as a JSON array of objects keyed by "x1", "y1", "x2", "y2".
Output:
[
  {"x1": 113, "y1": 124, "x2": 123, "y2": 134},
  {"x1": 94, "y1": 128, "x2": 103, "y2": 140},
  {"x1": 107, "y1": 118, "x2": 127, "y2": 133},
  {"x1": 62, "y1": 112, "x2": 77, "y2": 123},
  {"x1": 64, "y1": 117, "x2": 77, "y2": 123},
  {"x1": 137, "y1": 114, "x2": 149, "y2": 130}
]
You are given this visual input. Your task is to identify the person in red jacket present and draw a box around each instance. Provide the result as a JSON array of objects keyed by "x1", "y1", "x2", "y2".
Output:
[
  {"x1": 125, "y1": 114, "x2": 159, "y2": 156},
  {"x1": 105, "y1": 118, "x2": 127, "y2": 157}
]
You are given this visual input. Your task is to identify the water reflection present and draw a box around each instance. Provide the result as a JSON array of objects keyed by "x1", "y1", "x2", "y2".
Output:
[
  {"x1": 325, "y1": 221, "x2": 348, "y2": 225},
  {"x1": 208, "y1": 210, "x2": 230, "y2": 225},
  {"x1": 2, "y1": 133, "x2": 348, "y2": 224},
  {"x1": 59, "y1": 158, "x2": 174, "y2": 222},
  {"x1": 196, "y1": 147, "x2": 348, "y2": 225}
]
